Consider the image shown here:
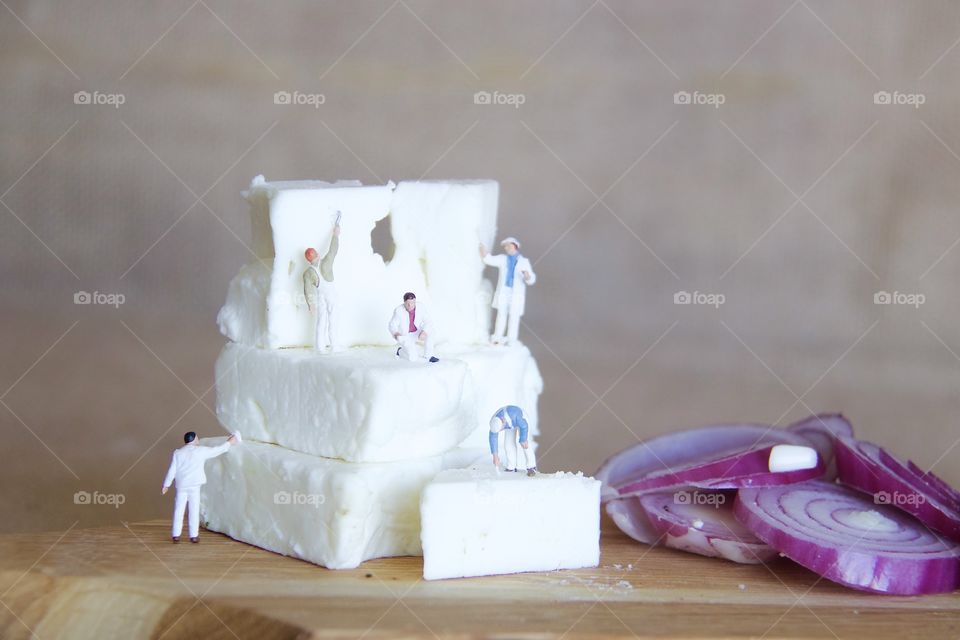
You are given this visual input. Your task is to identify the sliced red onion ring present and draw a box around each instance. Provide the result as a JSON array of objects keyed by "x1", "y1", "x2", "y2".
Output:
[
  {"x1": 834, "y1": 436, "x2": 960, "y2": 541},
  {"x1": 787, "y1": 413, "x2": 852, "y2": 479},
  {"x1": 595, "y1": 423, "x2": 815, "y2": 502},
  {"x1": 735, "y1": 480, "x2": 960, "y2": 595},
  {"x1": 615, "y1": 443, "x2": 822, "y2": 496},
  {"x1": 636, "y1": 491, "x2": 778, "y2": 564},
  {"x1": 606, "y1": 497, "x2": 660, "y2": 545}
]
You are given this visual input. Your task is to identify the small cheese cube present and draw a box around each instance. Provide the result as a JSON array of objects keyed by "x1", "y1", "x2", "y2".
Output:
[
  {"x1": 420, "y1": 468, "x2": 601, "y2": 580},
  {"x1": 201, "y1": 440, "x2": 486, "y2": 569}
]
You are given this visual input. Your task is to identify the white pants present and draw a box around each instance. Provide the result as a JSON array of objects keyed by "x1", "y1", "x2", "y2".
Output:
[
  {"x1": 313, "y1": 284, "x2": 338, "y2": 351},
  {"x1": 493, "y1": 294, "x2": 522, "y2": 343},
  {"x1": 501, "y1": 429, "x2": 537, "y2": 471},
  {"x1": 172, "y1": 486, "x2": 201, "y2": 538},
  {"x1": 397, "y1": 331, "x2": 434, "y2": 361}
]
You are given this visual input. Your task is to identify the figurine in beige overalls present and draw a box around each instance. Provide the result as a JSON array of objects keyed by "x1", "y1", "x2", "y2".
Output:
[{"x1": 303, "y1": 214, "x2": 341, "y2": 352}]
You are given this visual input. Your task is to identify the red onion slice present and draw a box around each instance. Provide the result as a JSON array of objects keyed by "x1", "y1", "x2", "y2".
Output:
[
  {"x1": 606, "y1": 497, "x2": 660, "y2": 545},
  {"x1": 834, "y1": 436, "x2": 960, "y2": 541},
  {"x1": 735, "y1": 480, "x2": 960, "y2": 595},
  {"x1": 615, "y1": 444, "x2": 822, "y2": 496},
  {"x1": 637, "y1": 491, "x2": 778, "y2": 564},
  {"x1": 787, "y1": 413, "x2": 852, "y2": 479},
  {"x1": 595, "y1": 423, "x2": 815, "y2": 502}
]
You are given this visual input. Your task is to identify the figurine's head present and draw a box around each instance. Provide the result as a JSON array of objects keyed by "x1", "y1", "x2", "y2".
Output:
[
  {"x1": 403, "y1": 292, "x2": 417, "y2": 311},
  {"x1": 489, "y1": 415, "x2": 505, "y2": 433},
  {"x1": 304, "y1": 247, "x2": 319, "y2": 264},
  {"x1": 183, "y1": 431, "x2": 197, "y2": 444},
  {"x1": 500, "y1": 237, "x2": 521, "y2": 256}
]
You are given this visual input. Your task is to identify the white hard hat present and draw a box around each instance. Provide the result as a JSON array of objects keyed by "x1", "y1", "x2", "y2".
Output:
[
  {"x1": 500, "y1": 236, "x2": 521, "y2": 248},
  {"x1": 489, "y1": 416, "x2": 503, "y2": 432}
]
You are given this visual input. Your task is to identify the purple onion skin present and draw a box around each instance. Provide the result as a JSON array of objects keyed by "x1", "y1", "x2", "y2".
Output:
[
  {"x1": 834, "y1": 436, "x2": 960, "y2": 541},
  {"x1": 735, "y1": 481, "x2": 960, "y2": 595},
  {"x1": 787, "y1": 413, "x2": 853, "y2": 480},
  {"x1": 637, "y1": 491, "x2": 777, "y2": 564},
  {"x1": 595, "y1": 423, "x2": 814, "y2": 502}
]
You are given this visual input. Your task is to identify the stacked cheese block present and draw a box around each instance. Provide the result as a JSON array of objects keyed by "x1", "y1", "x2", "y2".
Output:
[{"x1": 201, "y1": 177, "x2": 549, "y2": 570}]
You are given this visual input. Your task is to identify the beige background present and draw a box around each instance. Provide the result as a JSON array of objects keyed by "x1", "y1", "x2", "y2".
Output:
[{"x1": 2, "y1": 0, "x2": 960, "y2": 533}]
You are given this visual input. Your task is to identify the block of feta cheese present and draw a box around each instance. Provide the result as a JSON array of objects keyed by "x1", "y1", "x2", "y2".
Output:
[
  {"x1": 201, "y1": 440, "x2": 486, "y2": 570},
  {"x1": 214, "y1": 342, "x2": 543, "y2": 464},
  {"x1": 228, "y1": 176, "x2": 499, "y2": 349},
  {"x1": 420, "y1": 467, "x2": 602, "y2": 580},
  {"x1": 214, "y1": 343, "x2": 477, "y2": 462}
]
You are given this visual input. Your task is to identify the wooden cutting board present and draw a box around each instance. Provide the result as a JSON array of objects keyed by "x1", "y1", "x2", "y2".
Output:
[{"x1": 0, "y1": 518, "x2": 957, "y2": 639}]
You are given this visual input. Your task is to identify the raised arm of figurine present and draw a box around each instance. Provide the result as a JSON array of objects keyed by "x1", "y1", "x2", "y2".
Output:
[
  {"x1": 319, "y1": 220, "x2": 341, "y2": 283},
  {"x1": 479, "y1": 242, "x2": 505, "y2": 268}
]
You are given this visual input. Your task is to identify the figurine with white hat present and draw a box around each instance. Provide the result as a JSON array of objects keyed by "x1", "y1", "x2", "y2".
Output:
[{"x1": 479, "y1": 236, "x2": 536, "y2": 345}]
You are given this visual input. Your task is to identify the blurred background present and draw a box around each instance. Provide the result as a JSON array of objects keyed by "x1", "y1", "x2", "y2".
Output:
[{"x1": 3, "y1": 0, "x2": 960, "y2": 533}]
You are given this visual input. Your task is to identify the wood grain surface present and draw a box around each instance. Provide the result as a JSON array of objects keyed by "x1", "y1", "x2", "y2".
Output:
[{"x1": 0, "y1": 517, "x2": 957, "y2": 639}]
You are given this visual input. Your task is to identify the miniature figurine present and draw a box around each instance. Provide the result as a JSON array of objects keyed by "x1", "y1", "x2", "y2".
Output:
[
  {"x1": 162, "y1": 431, "x2": 241, "y2": 543},
  {"x1": 489, "y1": 405, "x2": 538, "y2": 476},
  {"x1": 303, "y1": 213, "x2": 341, "y2": 352},
  {"x1": 388, "y1": 292, "x2": 439, "y2": 363},
  {"x1": 479, "y1": 237, "x2": 536, "y2": 345}
]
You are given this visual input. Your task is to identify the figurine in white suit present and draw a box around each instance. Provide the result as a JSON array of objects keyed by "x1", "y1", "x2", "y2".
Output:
[
  {"x1": 162, "y1": 431, "x2": 239, "y2": 543},
  {"x1": 388, "y1": 292, "x2": 439, "y2": 363},
  {"x1": 479, "y1": 237, "x2": 536, "y2": 345}
]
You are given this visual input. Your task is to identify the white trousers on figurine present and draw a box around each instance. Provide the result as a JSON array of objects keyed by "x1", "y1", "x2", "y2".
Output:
[
  {"x1": 313, "y1": 283, "x2": 338, "y2": 351},
  {"x1": 397, "y1": 331, "x2": 434, "y2": 361},
  {"x1": 172, "y1": 485, "x2": 201, "y2": 538},
  {"x1": 501, "y1": 429, "x2": 537, "y2": 471},
  {"x1": 493, "y1": 294, "x2": 522, "y2": 344}
]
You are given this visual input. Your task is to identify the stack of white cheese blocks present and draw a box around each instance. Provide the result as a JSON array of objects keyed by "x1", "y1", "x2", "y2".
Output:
[{"x1": 201, "y1": 176, "x2": 600, "y2": 577}]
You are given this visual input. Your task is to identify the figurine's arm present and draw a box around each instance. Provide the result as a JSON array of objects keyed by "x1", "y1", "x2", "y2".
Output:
[
  {"x1": 482, "y1": 253, "x2": 504, "y2": 268},
  {"x1": 199, "y1": 441, "x2": 232, "y2": 460},
  {"x1": 302, "y1": 268, "x2": 318, "y2": 310},
  {"x1": 319, "y1": 227, "x2": 340, "y2": 282},
  {"x1": 162, "y1": 453, "x2": 177, "y2": 492},
  {"x1": 488, "y1": 430, "x2": 499, "y2": 455},
  {"x1": 388, "y1": 309, "x2": 402, "y2": 338},
  {"x1": 521, "y1": 259, "x2": 536, "y2": 285}
]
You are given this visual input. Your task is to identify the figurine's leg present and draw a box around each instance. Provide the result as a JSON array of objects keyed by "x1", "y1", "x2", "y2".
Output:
[
  {"x1": 506, "y1": 308, "x2": 521, "y2": 344},
  {"x1": 503, "y1": 428, "x2": 518, "y2": 471},
  {"x1": 519, "y1": 426, "x2": 537, "y2": 472},
  {"x1": 421, "y1": 332, "x2": 435, "y2": 360},
  {"x1": 186, "y1": 487, "x2": 201, "y2": 539},
  {"x1": 326, "y1": 293, "x2": 342, "y2": 352},
  {"x1": 399, "y1": 334, "x2": 419, "y2": 361},
  {"x1": 172, "y1": 489, "x2": 188, "y2": 538},
  {"x1": 492, "y1": 302, "x2": 508, "y2": 343}
]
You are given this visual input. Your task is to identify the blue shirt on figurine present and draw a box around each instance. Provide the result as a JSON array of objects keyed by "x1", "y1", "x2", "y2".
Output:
[{"x1": 488, "y1": 405, "x2": 529, "y2": 454}]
